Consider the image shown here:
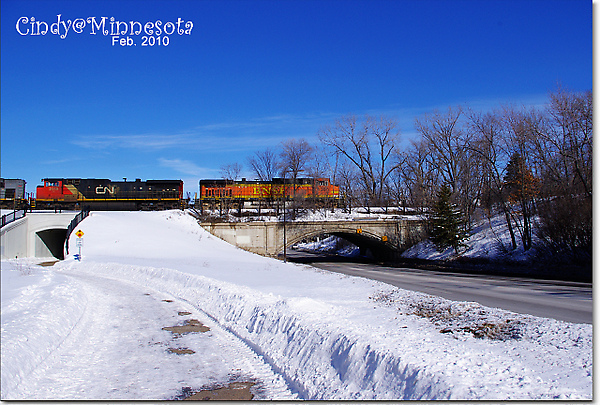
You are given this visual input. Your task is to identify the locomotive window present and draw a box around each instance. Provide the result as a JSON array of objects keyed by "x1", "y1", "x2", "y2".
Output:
[{"x1": 46, "y1": 181, "x2": 59, "y2": 187}]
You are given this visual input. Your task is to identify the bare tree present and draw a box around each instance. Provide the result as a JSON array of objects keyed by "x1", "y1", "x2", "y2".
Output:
[
  {"x1": 247, "y1": 148, "x2": 279, "y2": 181},
  {"x1": 414, "y1": 106, "x2": 482, "y2": 227},
  {"x1": 307, "y1": 143, "x2": 330, "y2": 179},
  {"x1": 220, "y1": 162, "x2": 243, "y2": 181},
  {"x1": 279, "y1": 138, "x2": 313, "y2": 183},
  {"x1": 532, "y1": 88, "x2": 592, "y2": 260},
  {"x1": 385, "y1": 151, "x2": 408, "y2": 213},
  {"x1": 279, "y1": 138, "x2": 314, "y2": 216},
  {"x1": 336, "y1": 160, "x2": 359, "y2": 213},
  {"x1": 500, "y1": 105, "x2": 540, "y2": 251},
  {"x1": 535, "y1": 87, "x2": 592, "y2": 198},
  {"x1": 217, "y1": 162, "x2": 243, "y2": 215},
  {"x1": 394, "y1": 139, "x2": 438, "y2": 214},
  {"x1": 318, "y1": 114, "x2": 401, "y2": 210},
  {"x1": 369, "y1": 115, "x2": 403, "y2": 207},
  {"x1": 468, "y1": 109, "x2": 518, "y2": 250},
  {"x1": 414, "y1": 106, "x2": 465, "y2": 194},
  {"x1": 247, "y1": 148, "x2": 280, "y2": 211}
]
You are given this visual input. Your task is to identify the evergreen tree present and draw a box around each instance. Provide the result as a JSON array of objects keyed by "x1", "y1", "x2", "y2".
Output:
[
  {"x1": 429, "y1": 184, "x2": 468, "y2": 253},
  {"x1": 504, "y1": 152, "x2": 538, "y2": 204},
  {"x1": 503, "y1": 152, "x2": 538, "y2": 250}
]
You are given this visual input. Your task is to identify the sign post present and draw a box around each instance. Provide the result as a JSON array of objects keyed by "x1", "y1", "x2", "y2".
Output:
[{"x1": 74, "y1": 229, "x2": 84, "y2": 261}]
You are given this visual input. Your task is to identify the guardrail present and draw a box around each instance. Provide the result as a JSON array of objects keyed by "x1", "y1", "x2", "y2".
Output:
[
  {"x1": 1, "y1": 209, "x2": 26, "y2": 228},
  {"x1": 65, "y1": 209, "x2": 90, "y2": 255}
]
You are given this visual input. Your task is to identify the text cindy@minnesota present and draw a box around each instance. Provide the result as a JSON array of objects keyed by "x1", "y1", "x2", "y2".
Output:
[{"x1": 16, "y1": 14, "x2": 194, "y2": 46}]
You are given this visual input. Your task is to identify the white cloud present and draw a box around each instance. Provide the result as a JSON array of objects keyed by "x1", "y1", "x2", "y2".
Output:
[
  {"x1": 72, "y1": 134, "x2": 189, "y2": 150},
  {"x1": 158, "y1": 158, "x2": 216, "y2": 177},
  {"x1": 72, "y1": 96, "x2": 547, "y2": 157}
]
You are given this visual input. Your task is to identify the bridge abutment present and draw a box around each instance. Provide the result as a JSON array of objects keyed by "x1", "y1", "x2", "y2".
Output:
[
  {"x1": 200, "y1": 219, "x2": 426, "y2": 260},
  {"x1": 1, "y1": 212, "x2": 79, "y2": 259}
]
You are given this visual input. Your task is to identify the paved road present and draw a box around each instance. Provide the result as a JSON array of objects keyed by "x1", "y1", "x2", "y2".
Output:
[{"x1": 290, "y1": 252, "x2": 593, "y2": 324}]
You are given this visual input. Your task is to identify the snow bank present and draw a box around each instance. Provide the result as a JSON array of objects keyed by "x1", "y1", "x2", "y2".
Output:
[
  {"x1": 2, "y1": 210, "x2": 592, "y2": 400},
  {"x1": 1, "y1": 260, "x2": 87, "y2": 396}
]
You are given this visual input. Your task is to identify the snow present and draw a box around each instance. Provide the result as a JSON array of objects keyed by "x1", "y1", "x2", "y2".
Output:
[
  {"x1": 197, "y1": 206, "x2": 422, "y2": 223},
  {"x1": 294, "y1": 235, "x2": 360, "y2": 257},
  {"x1": 263, "y1": 207, "x2": 544, "y2": 263},
  {"x1": 401, "y1": 212, "x2": 544, "y2": 262},
  {"x1": 1, "y1": 210, "x2": 592, "y2": 400}
]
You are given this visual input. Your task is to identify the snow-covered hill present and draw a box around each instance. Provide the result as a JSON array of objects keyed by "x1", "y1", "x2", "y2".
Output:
[{"x1": 1, "y1": 210, "x2": 592, "y2": 400}]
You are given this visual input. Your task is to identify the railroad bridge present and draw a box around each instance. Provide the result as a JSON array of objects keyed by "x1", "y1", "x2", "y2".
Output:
[
  {"x1": 199, "y1": 219, "x2": 426, "y2": 260},
  {"x1": 1, "y1": 212, "x2": 79, "y2": 259}
]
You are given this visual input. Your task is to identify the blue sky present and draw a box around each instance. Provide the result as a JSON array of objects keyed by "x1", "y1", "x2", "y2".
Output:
[{"x1": 1, "y1": 0, "x2": 592, "y2": 197}]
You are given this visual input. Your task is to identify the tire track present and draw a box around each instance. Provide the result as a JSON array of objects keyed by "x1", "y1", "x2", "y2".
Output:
[{"x1": 12, "y1": 270, "x2": 293, "y2": 400}]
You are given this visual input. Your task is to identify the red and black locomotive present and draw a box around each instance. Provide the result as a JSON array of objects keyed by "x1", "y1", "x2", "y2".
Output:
[{"x1": 35, "y1": 178, "x2": 184, "y2": 210}]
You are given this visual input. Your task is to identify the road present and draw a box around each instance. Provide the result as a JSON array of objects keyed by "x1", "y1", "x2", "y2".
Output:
[{"x1": 288, "y1": 251, "x2": 593, "y2": 324}]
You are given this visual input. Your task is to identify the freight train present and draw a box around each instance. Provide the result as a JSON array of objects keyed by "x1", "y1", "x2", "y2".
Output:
[
  {"x1": 0, "y1": 178, "x2": 28, "y2": 210},
  {"x1": 199, "y1": 177, "x2": 340, "y2": 209},
  {"x1": 35, "y1": 178, "x2": 184, "y2": 210}
]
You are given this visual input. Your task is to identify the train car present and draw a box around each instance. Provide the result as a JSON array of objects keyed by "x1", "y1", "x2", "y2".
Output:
[
  {"x1": 35, "y1": 178, "x2": 184, "y2": 210},
  {"x1": 199, "y1": 177, "x2": 340, "y2": 209},
  {"x1": 0, "y1": 178, "x2": 29, "y2": 210}
]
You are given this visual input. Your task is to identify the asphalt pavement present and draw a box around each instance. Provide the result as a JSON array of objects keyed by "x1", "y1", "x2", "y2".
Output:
[{"x1": 287, "y1": 251, "x2": 593, "y2": 324}]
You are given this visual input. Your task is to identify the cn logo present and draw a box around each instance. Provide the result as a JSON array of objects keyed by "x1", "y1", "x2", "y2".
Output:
[{"x1": 95, "y1": 186, "x2": 115, "y2": 195}]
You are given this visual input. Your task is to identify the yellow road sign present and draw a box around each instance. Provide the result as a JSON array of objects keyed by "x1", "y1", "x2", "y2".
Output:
[{"x1": 75, "y1": 230, "x2": 84, "y2": 238}]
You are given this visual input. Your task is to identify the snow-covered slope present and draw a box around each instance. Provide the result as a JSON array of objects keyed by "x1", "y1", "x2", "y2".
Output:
[
  {"x1": 401, "y1": 213, "x2": 542, "y2": 262},
  {"x1": 1, "y1": 210, "x2": 592, "y2": 400}
]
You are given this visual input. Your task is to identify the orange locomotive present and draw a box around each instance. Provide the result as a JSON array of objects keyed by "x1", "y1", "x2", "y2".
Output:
[{"x1": 199, "y1": 177, "x2": 340, "y2": 208}]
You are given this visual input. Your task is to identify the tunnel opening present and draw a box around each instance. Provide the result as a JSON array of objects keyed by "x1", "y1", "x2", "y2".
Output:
[
  {"x1": 332, "y1": 232, "x2": 396, "y2": 261},
  {"x1": 292, "y1": 233, "x2": 359, "y2": 256},
  {"x1": 287, "y1": 232, "x2": 397, "y2": 263},
  {"x1": 36, "y1": 229, "x2": 67, "y2": 260}
]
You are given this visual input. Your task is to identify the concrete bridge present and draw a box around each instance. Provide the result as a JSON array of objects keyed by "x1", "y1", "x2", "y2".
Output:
[
  {"x1": 199, "y1": 219, "x2": 426, "y2": 260},
  {"x1": 1, "y1": 212, "x2": 79, "y2": 259}
]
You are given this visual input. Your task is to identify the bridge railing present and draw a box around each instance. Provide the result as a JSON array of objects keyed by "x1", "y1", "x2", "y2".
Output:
[
  {"x1": 65, "y1": 208, "x2": 90, "y2": 255},
  {"x1": 1, "y1": 209, "x2": 26, "y2": 229}
]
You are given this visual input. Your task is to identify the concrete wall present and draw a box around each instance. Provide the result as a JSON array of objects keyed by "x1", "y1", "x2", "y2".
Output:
[
  {"x1": 1, "y1": 212, "x2": 78, "y2": 259},
  {"x1": 0, "y1": 216, "x2": 28, "y2": 258},
  {"x1": 200, "y1": 219, "x2": 426, "y2": 260},
  {"x1": 205, "y1": 222, "x2": 281, "y2": 256}
]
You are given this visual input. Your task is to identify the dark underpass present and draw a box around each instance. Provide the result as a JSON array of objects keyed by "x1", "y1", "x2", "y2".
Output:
[{"x1": 36, "y1": 229, "x2": 67, "y2": 260}]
